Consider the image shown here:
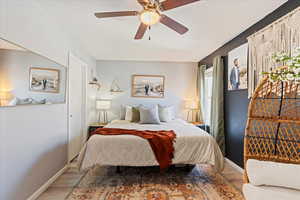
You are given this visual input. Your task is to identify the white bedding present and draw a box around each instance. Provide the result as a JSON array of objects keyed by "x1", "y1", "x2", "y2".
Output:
[{"x1": 78, "y1": 119, "x2": 224, "y2": 172}]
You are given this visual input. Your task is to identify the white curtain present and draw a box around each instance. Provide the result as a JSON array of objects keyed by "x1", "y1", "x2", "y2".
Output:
[
  {"x1": 196, "y1": 64, "x2": 206, "y2": 123},
  {"x1": 210, "y1": 56, "x2": 225, "y2": 154}
]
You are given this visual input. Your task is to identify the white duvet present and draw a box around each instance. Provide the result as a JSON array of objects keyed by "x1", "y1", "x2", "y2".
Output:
[{"x1": 78, "y1": 119, "x2": 224, "y2": 172}]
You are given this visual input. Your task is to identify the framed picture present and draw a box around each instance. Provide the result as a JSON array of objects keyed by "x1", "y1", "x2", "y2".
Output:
[
  {"x1": 132, "y1": 75, "x2": 165, "y2": 98},
  {"x1": 29, "y1": 67, "x2": 60, "y2": 93},
  {"x1": 228, "y1": 43, "x2": 248, "y2": 91}
]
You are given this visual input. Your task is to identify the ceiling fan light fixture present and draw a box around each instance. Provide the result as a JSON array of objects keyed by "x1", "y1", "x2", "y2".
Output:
[{"x1": 140, "y1": 10, "x2": 160, "y2": 26}]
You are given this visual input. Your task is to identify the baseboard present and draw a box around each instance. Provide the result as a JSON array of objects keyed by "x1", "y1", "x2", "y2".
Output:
[
  {"x1": 27, "y1": 164, "x2": 69, "y2": 200},
  {"x1": 225, "y1": 158, "x2": 244, "y2": 174}
]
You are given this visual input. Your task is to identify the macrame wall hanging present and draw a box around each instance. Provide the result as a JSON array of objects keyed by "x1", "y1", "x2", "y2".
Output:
[{"x1": 247, "y1": 7, "x2": 300, "y2": 98}]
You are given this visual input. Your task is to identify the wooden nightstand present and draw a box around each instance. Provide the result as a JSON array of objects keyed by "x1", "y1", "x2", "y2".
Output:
[
  {"x1": 191, "y1": 122, "x2": 210, "y2": 133},
  {"x1": 88, "y1": 123, "x2": 108, "y2": 140}
]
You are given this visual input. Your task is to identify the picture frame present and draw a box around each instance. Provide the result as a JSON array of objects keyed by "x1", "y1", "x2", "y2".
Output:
[
  {"x1": 131, "y1": 75, "x2": 165, "y2": 98},
  {"x1": 228, "y1": 43, "x2": 248, "y2": 91},
  {"x1": 29, "y1": 67, "x2": 60, "y2": 93}
]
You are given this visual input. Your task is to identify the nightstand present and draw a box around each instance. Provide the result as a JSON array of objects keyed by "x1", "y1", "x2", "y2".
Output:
[
  {"x1": 88, "y1": 123, "x2": 108, "y2": 140},
  {"x1": 191, "y1": 122, "x2": 210, "y2": 133}
]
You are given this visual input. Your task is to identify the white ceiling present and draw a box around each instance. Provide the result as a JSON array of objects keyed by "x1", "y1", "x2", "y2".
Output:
[{"x1": 36, "y1": 0, "x2": 287, "y2": 62}]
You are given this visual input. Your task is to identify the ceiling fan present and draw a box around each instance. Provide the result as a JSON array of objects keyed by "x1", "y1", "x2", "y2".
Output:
[{"x1": 94, "y1": 0, "x2": 200, "y2": 40}]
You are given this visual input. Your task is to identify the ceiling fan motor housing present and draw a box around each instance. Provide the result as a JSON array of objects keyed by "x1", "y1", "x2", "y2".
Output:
[{"x1": 139, "y1": 8, "x2": 161, "y2": 25}]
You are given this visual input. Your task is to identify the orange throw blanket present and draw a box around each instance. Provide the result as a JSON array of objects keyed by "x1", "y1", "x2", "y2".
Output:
[{"x1": 91, "y1": 128, "x2": 176, "y2": 170}]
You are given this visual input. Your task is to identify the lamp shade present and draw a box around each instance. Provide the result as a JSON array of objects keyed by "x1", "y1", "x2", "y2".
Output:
[
  {"x1": 0, "y1": 91, "x2": 13, "y2": 106},
  {"x1": 185, "y1": 100, "x2": 199, "y2": 110},
  {"x1": 96, "y1": 99, "x2": 111, "y2": 110}
]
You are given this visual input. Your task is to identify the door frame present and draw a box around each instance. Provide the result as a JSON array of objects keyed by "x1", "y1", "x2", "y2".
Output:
[{"x1": 67, "y1": 52, "x2": 88, "y2": 162}]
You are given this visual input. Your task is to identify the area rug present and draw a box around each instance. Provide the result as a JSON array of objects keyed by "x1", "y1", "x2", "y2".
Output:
[{"x1": 67, "y1": 165, "x2": 244, "y2": 200}]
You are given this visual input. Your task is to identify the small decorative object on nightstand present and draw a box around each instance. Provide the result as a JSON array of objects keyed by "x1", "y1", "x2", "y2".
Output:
[
  {"x1": 88, "y1": 122, "x2": 108, "y2": 140},
  {"x1": 192, "y1": 121, "x2": 210, "y2": 133}
]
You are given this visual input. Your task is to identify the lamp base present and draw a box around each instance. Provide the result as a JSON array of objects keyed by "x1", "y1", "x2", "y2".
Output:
[
  {"x1": 98, "y1": 110, "x2": 108, "y2": 124},
  {"x1": 186, "y1": 109, "x2": 199, "y2": 122}
]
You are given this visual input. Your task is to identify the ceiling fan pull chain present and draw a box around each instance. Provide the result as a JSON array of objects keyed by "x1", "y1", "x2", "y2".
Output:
[{"x1": 149, "y1": 26, "x2": 151, "y2": 40}]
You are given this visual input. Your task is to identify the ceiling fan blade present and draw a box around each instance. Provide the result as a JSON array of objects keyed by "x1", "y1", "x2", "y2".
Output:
[
  {"x1": 95, "y1": 11, "x2": 139, "y2": 18},
  {"x1": 137, "y1": 0, "x2": 150, "y2": 6},
  {"x1": 160, "y1": 14, "x2": 188, "y2": 35},
  {"x1": 135, "y1": 23, "x2": 148, "y2": 40},
  {"x1": 160, "y1": 0, "x2": 200, "y2": 11}
]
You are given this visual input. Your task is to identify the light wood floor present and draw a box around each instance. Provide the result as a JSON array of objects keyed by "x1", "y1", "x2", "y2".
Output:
[{"x1": 37, "y1": 160, "x2": 244, "y2": 200}]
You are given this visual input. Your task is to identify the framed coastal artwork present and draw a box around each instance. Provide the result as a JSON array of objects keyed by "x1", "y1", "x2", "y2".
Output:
[
  {"x1": 228, "y1": 43, "x2": 248, "y2": 91},
  {"x1": 29, "y1": 67, "x2": 60, "y2": 93},
  {"x1": 131, "y1": 75, "x2": 165, "y2": 98}
]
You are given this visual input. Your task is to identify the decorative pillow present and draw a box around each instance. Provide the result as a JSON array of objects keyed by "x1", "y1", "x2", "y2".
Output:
[
  {"x1": 125, "y1": 106, "x2": 133, "y2": 121},
  {"x1": 32, "y1": 99, "x2": 46, "y2": 104},
  {"x1": 131, "y1": 106, "x2": 140, "y2": 122},
  {"x1": 17, "y1": 98, "x2": 33, "y2": 105},
  {"x1": 158, "y1": 105, "x2": 174, "y2": 122},
  {"x1": 139, "y1": 105, "x2": 160, "y2": 124},
  {"x1": 247, "y1": 159, "x2": 300, "y2": 191}
]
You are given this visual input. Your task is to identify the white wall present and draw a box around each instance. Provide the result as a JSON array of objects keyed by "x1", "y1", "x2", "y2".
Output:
[
  {"x1": 96, "y1": 60, "x2": 198, "y2": 121},
  {"x1": 0, "y1": 0, "x2": 97, "y2": 200}
]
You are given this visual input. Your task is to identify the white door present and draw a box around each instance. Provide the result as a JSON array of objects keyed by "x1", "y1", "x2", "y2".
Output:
[{"x1": 68, "y1": 53, "x2": 87, "y2": 161}]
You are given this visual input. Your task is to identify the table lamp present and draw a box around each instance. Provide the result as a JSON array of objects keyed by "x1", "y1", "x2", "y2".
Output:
[
  {"x1": 96, "y1": 99, "x2": 111, "y2": 124},
  {"x1": 0, "y1": 91, "x2": 13, "y2": 106}
]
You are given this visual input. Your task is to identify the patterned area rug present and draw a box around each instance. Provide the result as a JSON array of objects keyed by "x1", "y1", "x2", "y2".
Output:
[{"x1": 67, "y1": 165, "x2": 244, "y2": 200}]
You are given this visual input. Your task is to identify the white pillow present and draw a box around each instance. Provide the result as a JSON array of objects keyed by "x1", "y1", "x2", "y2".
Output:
[
  {"x1": 139, "y1": 105, "x2": 160, "y2": 124},
  {"x1": 247, "y1": 159, "x2": 300, "y2": 190},
  {"x1": 17, "y1": 98, "x2": 33, "y2": 105},
  {"x1": 125, "y1": 106, "x2": 133, "y2": 121},
  {"x1": 158, "y1": 105, "x2": 174, "y2": 122}
]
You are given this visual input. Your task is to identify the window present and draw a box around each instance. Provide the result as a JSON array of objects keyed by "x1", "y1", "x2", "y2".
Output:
[{"x1": 204, "y1": 67, "x2": 213, "y2": 126}]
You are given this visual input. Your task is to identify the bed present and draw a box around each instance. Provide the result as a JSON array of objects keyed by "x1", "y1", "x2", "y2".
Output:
[{"x1": 78, "y1": 119, "x2": 224, "y2": 172}]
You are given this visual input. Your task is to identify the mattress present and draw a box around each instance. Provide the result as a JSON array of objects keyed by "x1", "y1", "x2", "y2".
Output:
[{"x1": 77, "y1": 119, "x2": 224, "y2": 172}]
